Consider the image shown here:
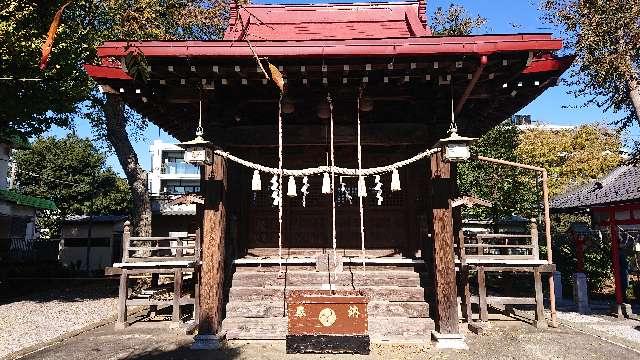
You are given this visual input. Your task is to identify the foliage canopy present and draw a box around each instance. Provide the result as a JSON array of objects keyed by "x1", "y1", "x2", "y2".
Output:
[
  {"x1": 541, "y1": 0, "x2": 640, "y2": 155},
  {"x1": 13, "y1": 134, "x2": 131, "y2": 237}
]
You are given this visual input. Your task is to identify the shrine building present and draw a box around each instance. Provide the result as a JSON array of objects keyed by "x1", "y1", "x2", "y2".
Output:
[{"x1": 86, "y1": 1, "x2": 572, "y2": 351}]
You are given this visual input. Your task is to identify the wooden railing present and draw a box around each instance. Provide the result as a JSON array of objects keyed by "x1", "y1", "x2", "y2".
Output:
[
  {"x1": 457, "y1": 219, "x2": 540, "y2": 263},
  {"x1": 121, "y1": 222, "x2": 199, "y2": 263},
  {"x1": 115, "y1": 221, "x2": 200, "y2": 328}
]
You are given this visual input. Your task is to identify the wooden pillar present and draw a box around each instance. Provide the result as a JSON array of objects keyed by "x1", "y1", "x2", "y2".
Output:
[
  {"x1": 477, "y1": 267, "x2": 488, "y2": 322},
  {"x1": 429, "y1": 152, "x2": 460, "y2": 334},
  {"x1": 533, "y1": 267, "x2": 546, "y2": 328},
  {"x1": 149, "y1": 273, "x2": 159, "y2": 318},
  {"x1": 173, "y1": 269, "x2": 183, "y2": 322},
  {"x1": 198, "y1": 153, "x2": 227, "y2": 335},
  {"x1": 116, "y1": 269, "x2": 128, "y2": 329},
  {"x1": 609, "y1": 208, "x2": 624, "y2": 317},
  {"x1": 116, "y1": 221, "x2": 131, "y2": 329}
]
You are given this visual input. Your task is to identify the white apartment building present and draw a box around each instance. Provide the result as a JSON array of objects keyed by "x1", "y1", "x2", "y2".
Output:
[
  {"x1": 148, "y1": 140, "x2": 199, "y2": 237},
  {"x1": 149, "y1": 140, "x2": 200, "y2": 195}
]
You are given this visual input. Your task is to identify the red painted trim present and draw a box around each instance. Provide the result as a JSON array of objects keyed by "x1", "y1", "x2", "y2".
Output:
[
  {"x1": 592, "y1": 203, "x2": 640, "y2": 212},
  {"x1": 83, "y1": 64, "x2": 132, "y2": 80},
  {"x1": 404, "y1": 7, "x2": 430, "y2": 37},
  {"x1": 593, "y1": 203, "x2": 640, "y2": 225},
  {"x1": 522, "y1": 55, "x2": 575, "y2": 74},
  {"x1": 95, "y1": 35, "x2": 562, "y2": 59}
]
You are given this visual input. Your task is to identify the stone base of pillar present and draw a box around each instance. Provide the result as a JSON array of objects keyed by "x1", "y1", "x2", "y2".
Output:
[
  {"x1": 431, "y1": 331, "x2": 468, "y2": 350},
  {"x1": 622, "y1": 303, "x2": 635, "y2": 318},
  {"x1": 191, "y1": 333, "x2": 225, "y2": 350},
  {"x1": 572, "y1": 272, "x2": 590, "y2": 314},
  {"x1": 610, "y1": 303, "x2": 624, "y2": 319},
  {"x1": 553, "y1": 271, "x2": 563, "y2": 303}
]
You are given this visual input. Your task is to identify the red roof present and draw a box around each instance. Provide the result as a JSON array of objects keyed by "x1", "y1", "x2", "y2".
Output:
[
  {"x1": 224, "y1": 2, "x2": 431, "y2": 41},
  {"x1": 95, "y1": 34, "x2": 562, "y2": 60}
]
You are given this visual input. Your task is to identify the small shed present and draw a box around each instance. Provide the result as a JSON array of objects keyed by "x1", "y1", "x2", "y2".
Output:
[
  {"x1": 60, "y1": 215, "x2": 127, "y2": 271},
  {"x1": 551, "y1": 164, "x2": 640, "y2": 316}
]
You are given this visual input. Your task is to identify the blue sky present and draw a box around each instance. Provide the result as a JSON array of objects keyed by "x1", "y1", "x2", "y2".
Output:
[{"x1": 43, "y1": 0, "x2": 639, "y2": 175}]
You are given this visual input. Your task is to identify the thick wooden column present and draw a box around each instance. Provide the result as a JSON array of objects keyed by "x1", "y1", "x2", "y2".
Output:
[
  {"x1": 198, "y1": 153, "x2": 227, "y2": 335},
  {"x1": 429, "y1": 152, "x2": 460, "y2": 334}
]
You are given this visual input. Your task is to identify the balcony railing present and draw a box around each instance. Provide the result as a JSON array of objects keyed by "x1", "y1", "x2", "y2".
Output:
[{"x1": 161, "y1": 162, "x2": 199, "y2": 175}]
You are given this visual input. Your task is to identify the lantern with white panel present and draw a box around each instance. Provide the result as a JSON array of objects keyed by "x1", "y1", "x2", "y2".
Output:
[
  {"x1": 178, "y1": 101, "x2": 213, "y2": 166},
  {"x1": 436, "y1": 128, "x2": 477, "y2": 162}
]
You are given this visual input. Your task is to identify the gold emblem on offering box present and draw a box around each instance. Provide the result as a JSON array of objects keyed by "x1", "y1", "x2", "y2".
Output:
[
  {"x1": 347, "y1": 305, "x2": 360, "y2": 318},
  {"x1": 318, "y1": 308, "x2": 337, "y2": 327},
  {"x1": 294, "y1": 305, "x2": 306, "y2": 318}
]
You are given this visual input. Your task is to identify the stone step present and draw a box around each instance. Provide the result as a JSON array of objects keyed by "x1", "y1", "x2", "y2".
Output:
[
  {"x1": 222, "y1": 316, "x2": 287, "y2": 340},
  {"x1": 231, "y1": 270, "x2": 421, "y2": 288},
  {"x1": 225, "y1": 300, "x2": 429, "y2": 318},
  {"x1": 221, "y1": 316, "x2": 434, "y2": 342},
  {"x1": 369, "y1": 317, "x2": 434, "y2": 343},
  {"x1": 228, "y1": 286, "x2": 426, "y2": 302}
]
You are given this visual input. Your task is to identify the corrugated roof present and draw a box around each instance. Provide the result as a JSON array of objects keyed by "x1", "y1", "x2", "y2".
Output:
[
  {"x1": 0, "y1": 189, "x2": 57, "y2": 210},
  {"x1": 224, "y1": 2, "x2": 430, "y2": 41},
  {"x1": 550, "y1": 164, "x2": 640, "y2": 210}
]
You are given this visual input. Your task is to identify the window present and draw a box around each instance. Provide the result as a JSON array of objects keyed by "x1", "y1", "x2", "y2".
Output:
[{"x1": 162, "y1": 180, "x2": 200, "y2": 194}]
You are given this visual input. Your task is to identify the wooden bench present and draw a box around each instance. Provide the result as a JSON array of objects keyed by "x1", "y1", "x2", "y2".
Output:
[
  {"x1": 113, "y1": 221, "x2": 200, "y2": 329},
  {"x1": 456, "y1": 219, "x2": 554, "y2": 328}
]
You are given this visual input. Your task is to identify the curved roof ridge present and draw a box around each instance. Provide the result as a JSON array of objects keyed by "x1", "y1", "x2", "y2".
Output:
[{"x1": 225, "y1": 1, "x2": 430, "y2": 41}]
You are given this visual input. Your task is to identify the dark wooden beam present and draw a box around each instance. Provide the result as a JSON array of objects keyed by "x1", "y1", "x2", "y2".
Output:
[
  {"x1": 198, "y1": 153, "x2": 227, "y2": 335},
  {"x1": 221, "y1": 123, "x2": 432, "y2": 147},
  {"x1": 429, "y1": 151, "x2": 460, "y2": 334}
]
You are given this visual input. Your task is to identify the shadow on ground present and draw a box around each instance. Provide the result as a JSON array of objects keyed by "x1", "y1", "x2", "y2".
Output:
[
  {"x1": 124, "y1": 346, "x2": 242, "y2": 360},
  {"x1": 0, "y1": 278, "x2": 118, "y2": 304}
]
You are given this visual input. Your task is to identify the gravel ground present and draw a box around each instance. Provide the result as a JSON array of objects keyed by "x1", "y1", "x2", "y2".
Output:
[
  {"x1": 19, "y1": 319, "x2": 640, "y2": 360},
  {"x1": 0, "y1": 282, "x2": 117, "y2": 359}
]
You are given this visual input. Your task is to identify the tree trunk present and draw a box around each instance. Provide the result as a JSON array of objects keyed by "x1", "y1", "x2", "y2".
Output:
[
  {"x1": 104, "y1": 94, "x2": 152, "y2": 237},
  {"x1": 628, "y1": 76, "x2": 640, "y2": 126}
]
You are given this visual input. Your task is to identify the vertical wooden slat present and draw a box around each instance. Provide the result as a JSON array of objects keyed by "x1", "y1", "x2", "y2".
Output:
[
  {"x1": 176, "y1": 236, "x2": 183, "y2": 259},
  {"x1": 173, "y1": 269, "x2": 183, "y2": 322},
  {"x1": 430, "y1": 152, "x2": 460, "y2": 334},
  {"x1": 463, "y1": 268, "x2": 472, "y2": 322},
  {"x1": 478, "y1": 267, "x2": 488, "y2": 322},
  {"x1": 149, "y1": 273, "x2": 159, "y2": 317},
  {"x1": 198, "y1": 153, "x2": 227, "y2": 335},
  {"x1": 530, "y1": 219, "x2": 539, "y2": 260},
  {"x1": 193, "y1": 227, "x2": 201, "y2": 323},
  {"x1": 533, "y1": 267, "x2": 546, "y2": 328},
  {"x1": 116, "y1": 269, "x2": 128, "y2": 328},
  {"x1": 405, "y1": 164, "x2": 418, "y2": 257},
  {"x1": 122, "y1": 221, "x2": 130, "y2": 262}
]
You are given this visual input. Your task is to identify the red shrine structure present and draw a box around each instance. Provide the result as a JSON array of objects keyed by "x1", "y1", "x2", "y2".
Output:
[{"x1": 86, "y1": 1, "x2": 572, "y2": 350}]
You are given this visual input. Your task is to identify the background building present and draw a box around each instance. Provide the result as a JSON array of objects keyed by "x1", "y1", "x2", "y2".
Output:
[{"x1": 148, "y1": 140, "x2": 199, "y2": 236}]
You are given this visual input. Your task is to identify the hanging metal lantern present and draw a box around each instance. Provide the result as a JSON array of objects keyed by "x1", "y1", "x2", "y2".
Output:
[
  {"x1": 436, "y1": 128, "x2": 477, "y2": 163},
  {"x1": 178, "y1": 101, "x2": 213, "y2": 166},
  {"x1": 282, "y1": 97, "x2": 295, "y2": 114},
  {"x1": 359, "y1": 97, "x2": 374, "y2": 112},
  {"x1": 317, "y1": 101, "x2": 330, "y2": 119}
]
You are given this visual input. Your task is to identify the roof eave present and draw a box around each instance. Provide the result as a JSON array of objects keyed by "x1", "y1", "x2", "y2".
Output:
[{"x1": 95, "y1": 35, "x2": 563, "y2": 59}]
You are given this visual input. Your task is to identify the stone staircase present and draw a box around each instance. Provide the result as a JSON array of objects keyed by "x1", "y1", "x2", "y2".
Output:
[{"x1": 221, "y1": 265, "x2": 434, "y2": 343}]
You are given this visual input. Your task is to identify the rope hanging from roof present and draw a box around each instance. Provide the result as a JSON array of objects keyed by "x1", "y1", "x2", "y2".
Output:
[
  {"x1": 328, "y1": 93, "x2": 337, "y2": 265},
  {"x1": 277, "y1": 93, "x2": 284, "y2": 270},
  {"x1": 357, "y1": 89, "x2": 366, "y2": 269},
  {"x1": 213, "y1": 147, "x2": 440, "y2": 176}
]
